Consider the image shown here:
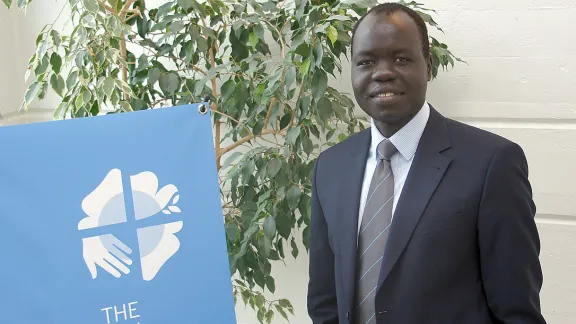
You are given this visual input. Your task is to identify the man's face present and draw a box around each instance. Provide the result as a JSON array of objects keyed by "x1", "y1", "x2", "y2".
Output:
[{"x1": 351, "y1": 11, "x2": 430, "y2": 129}]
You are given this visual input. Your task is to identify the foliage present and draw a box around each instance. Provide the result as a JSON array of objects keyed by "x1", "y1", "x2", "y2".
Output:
[{"x1": 5, "y1": 0, "x2": 462, "y2": 322}]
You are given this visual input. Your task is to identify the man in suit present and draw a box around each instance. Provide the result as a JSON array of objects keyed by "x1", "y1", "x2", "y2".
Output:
[{"x1": 307, "y1": 3, "x2": 546, "y2": 324}]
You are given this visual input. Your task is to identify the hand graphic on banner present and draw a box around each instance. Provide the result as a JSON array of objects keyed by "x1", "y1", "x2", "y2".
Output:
[{"x1": 82, "y1": 234, "x2": 133, "y2": 279}]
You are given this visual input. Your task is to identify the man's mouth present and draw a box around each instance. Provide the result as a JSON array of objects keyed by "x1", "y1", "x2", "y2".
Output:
[{"x1": 373, "y1": 92, "x2": 399, "y2": 98}]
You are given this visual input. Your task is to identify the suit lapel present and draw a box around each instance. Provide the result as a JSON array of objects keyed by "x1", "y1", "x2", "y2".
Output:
[
  {"x1": 377, "y1": 107, "x2": 452, "y2": 288},
  {"x1": 336, "y1": 129, "x2": 371, "y2": 312}
]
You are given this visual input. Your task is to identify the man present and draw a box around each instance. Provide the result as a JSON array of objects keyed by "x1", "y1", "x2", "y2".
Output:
[{"x1": 307, "y1": 3, "x2": 546, "y2": 324}]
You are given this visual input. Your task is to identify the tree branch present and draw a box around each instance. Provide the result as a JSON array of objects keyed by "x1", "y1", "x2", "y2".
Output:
[
  {"x1": 263, "y1": 20, "x2": 287, "y2": 59},
  {"x1": 263, "y1": 98, "x2": 277, "y2": 130},
  {"x1": 125, "y1": 39, "x2": 208, "y2": 75},
  {"x1": 202, "y1": 17, "x2": 223, "y2": 172},
  {"x1": 217, "y1": 128, "x2": 287, "y2": 159},
  {"x1": 211, "y1": 110, "x2": 240, "y2": 125},
  {"x1": 116, "y1": 0, "x2": 137, "y2": 101},
  {"x1": 97, "y1": 0, "x2": 116, "y2": 13},
  {"x1": 120, "y1": 0, "x2": 137, "y2": 19},
  {"x1": 120, "y1": 33, "x2": 129, "y2": 100}
]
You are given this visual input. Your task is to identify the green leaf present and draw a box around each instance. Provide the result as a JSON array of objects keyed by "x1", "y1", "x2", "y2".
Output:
[
  {"x1": 249, "y1": 32, "x2": 258, "y2": 47},
  {"x1": 222, "y1": 151, "x2": 243, "y2": 169},
  {"x1": 265, "y1": 276, "x2": 275, "y2": 293},
  {"x1": 159, "y1": 72, "x2": 181, "y2": 94},
  {"x1": 286, "y1": 125, "x2": 300, "y2": 145},
  {"x1": 157, "y1": 44, "x2": 173, "y2": 56},
  {"x1": 258, "y1": 235, "x2": 272, "y2": 257},
  {"x1": 50, "y1": 30, "x2": 61, "y2": 47},
  {"x1": 284, "y1": 66, "x2": 296, "y2": 91},
  {"x1": 254, "y1": 25, "x2": 264, "y2": 39},
  {"x1": 255, "y1": 294, "x2": 265, "y2": 308},
  {"x1": 75, "y1": 91, "x2": 84, "y2": 109},
  {"x1": 54, "y1": 102, "x2": 67, "y2": 120},
  {"x1": 50, "y1": 74, "x2": 65, "y2": 97},
  {"x1": 81, "y1": 14, "x2": 96, "y2": 29},
  {"x1": 34, "y1": 55, "x2": 49, "y2": 76},
  {"x1": 291, "y1": 238, "x2": 299, "y2": 258},
  {"x1": 36, "y1": 35, "x2": 50, "y2": 59},
  {"x1": 120, "y1": 101, "x2": 133, "y2": 112},
  {"x1": 333, "y1": 101, "x2": 349, "y2": 122},
  {"x1": 196, "y1": 37, "x2": 208, "y2": 52},
  {"x1": 24, "y1": 81, "x2": 41, "y2": 105},
  {"x1": 278, "y1": 299, "x2": 291, "y2": 308},
  {"x1": 325, "y1": 129, "x2": 335, "y2": 141},
  {"x1": 184, "y1": 41, "x2": 194, "y2": 63},
  {"x1": 50, "y1": 53, "x2": 62, "y2": 74},
  {"x1": 317, "y1": 97, "x2": 332, "y2": 120},
  {"x1": 327, "y1": 26, "x2": 338, "y2": 45},
  {"x1": 115, "y1": 79, "x2": 133, "y2": 96},
  {"x1": 169, "y1": 21, "x2": 185, "y2": 34},
  {"x1": 312, "y1": 71, "x2": 328, "y2": 102},
  {"x1": 300, "y1": 58, "x2": 311, "y2": 77},
  {"x1": 226, "y1": 223, "x2": 240, "y2": 241},
  {"x1": 83, "y1": 0, "x2": 99, "y2": 13},
  {"x1": 303, "y1": 225, "x2": 311, "y2": 250},
  {"x1": 263, "y1": 216, "x2": 276, "y2": 239},
  {"x1": 314, "y1": 40, "x2": 324, "y2": 67},
  {"x1": 254, "y1": 269, "x2": 266, "y2": 289},
  {"x1": 327, "y1": 15, "x2": 351, "y2": 22},
  {"x1": 234, "y1": 82, "x2": 248, "y2": 111},
  {"x1": 148, "y1": 68, "x2": 161, "y2": 86},
  {"x1": 279, "y1": 113, "x2": 291, "y2": 130},
  {"x1": 302, "y1": 136, "x2": 313, "y2": 155},
  {"x1": 286, "y1": 186, "x2": 301, "y2": 211},
  {"x1": 275, "y1": 305, "x2": 289, "y2": 320},
  {"x1": 137, "y1": 54, "x2": 149, "y2": 72},
  {"x1": 103, "y1": 77, "x2": 115, "y2": 98},
  {"x1": 241, "y1": 159, "x2": 255, "y2": 183},
  {"x1": 3, "y1": 0, "x2": 11, "y2": 9},
  {"x1": 221, "y1": 80, "x2": 235, "y2": 101},
  {"x1": 267, "y1": 159, "x2": 281, "y2": 178},
  {"x1": 157, "y1": 2, "x2": 173, "y2": 17}
]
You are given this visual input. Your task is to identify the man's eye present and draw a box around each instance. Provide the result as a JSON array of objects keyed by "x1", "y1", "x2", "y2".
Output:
[
  {"x1": 358, "y1": 60, "x2": 374, "y2": 66},
  {"x1": 395, "y1": 57, "x2": 410, "y2": 62}
]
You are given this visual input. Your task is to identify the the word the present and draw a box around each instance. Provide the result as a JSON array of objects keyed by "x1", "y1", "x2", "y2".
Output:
[{"x1": 101, "y1": 301, "x2": 140, "y2": 323}]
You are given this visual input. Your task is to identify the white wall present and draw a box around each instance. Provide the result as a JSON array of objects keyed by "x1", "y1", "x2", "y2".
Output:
[{"x1": 1, "y1": 1, "x2": 575, "y2": 323}]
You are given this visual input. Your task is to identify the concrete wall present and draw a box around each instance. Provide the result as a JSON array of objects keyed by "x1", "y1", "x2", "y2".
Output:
[{"x1": 1, "y1": 1, "x2": 575, "y2": 323}]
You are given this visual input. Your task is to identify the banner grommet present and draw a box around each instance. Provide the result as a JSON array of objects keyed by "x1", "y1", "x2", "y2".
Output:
[{"x1": 198, "y1": 104, "x2": 208, "y2": 115}]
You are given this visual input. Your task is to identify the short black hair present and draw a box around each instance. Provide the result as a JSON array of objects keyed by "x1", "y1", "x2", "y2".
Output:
[{"x1": 351, "y1": 2, "x2": 430, "y2": 59}]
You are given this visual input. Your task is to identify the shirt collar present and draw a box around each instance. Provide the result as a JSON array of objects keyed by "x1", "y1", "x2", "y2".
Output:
[{"x1": 370, "y1": 102, "x2": 430, "y2": 161}]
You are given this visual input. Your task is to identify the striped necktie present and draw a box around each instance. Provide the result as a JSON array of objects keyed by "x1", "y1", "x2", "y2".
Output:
[{"x1": 354, "y1": 139, "x2": 397, "y2": 324}]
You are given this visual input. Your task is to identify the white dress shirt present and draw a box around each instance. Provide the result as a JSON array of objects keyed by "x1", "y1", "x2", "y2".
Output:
[{"x1": 358, "y1": 102, "x2": 430, "y2": 232}]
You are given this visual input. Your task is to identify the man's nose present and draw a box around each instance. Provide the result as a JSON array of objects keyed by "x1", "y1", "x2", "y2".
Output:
[{"x1": 372, "y1": 61, "x2": 397, "y2": 82}]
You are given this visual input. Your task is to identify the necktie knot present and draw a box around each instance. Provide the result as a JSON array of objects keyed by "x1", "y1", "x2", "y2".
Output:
[{"x1": 377, "y1": 139, "x2": 397, "y2": 162}]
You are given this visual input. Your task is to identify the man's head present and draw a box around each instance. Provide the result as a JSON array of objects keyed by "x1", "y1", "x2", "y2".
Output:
[{"x1": 350, "y1": 3, "x2": 431, "y2": 136}]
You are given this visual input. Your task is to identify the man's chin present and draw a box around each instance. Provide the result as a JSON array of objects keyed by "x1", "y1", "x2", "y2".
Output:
[{"x1": 371, "y1": 110, "x2": 407, "y2": 125}]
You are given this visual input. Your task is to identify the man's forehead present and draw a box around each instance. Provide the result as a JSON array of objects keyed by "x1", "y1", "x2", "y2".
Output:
[
  {"x1": 358, "y1": 11, "x2": 416, "y2": 34},
  {"x1": 352, "y1": 11, "x2": 420, "y2": 54}
]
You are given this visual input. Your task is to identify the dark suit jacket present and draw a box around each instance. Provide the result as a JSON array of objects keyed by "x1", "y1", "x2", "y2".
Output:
[{"x1": 307, "y1": 106, "x2": 546, "y2": 324}]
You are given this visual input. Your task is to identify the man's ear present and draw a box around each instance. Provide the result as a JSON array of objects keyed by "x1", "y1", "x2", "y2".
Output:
[{"x1": 427, "y1": 55, "x2": 432, "y2": 81}]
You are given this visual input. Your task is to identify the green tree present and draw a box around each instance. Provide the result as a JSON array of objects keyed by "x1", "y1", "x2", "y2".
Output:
[{"x1": 4, "y1": 0, "x2": 462, "y2": 322}]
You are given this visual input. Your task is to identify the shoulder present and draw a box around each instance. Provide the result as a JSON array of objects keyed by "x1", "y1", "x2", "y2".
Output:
[
  {"x1": 317, "y1": 128, "x2": 370, "y2": 162},
  {"x1": 444, "y1": 116, "x2": 525, "y2": 156},
  {"x1": 313, "y1": 128, "x2": 370, "y2": 178}
]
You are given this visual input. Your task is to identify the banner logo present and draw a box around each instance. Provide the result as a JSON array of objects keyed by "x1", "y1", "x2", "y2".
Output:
[{"x1": 78, "y1": 169, "x2": 183, "y2": 281}]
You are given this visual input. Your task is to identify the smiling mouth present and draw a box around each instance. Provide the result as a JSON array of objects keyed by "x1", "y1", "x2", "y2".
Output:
[
  {"x1": 370, "y1": 92, "x2": 404, "y2": 104},
  {"x1": 373, "y1": 92, "x2": 401, "y2": 98}
]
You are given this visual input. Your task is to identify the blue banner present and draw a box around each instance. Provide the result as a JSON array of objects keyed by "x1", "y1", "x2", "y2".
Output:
[{"x1": 0, "y1": 104, "x2": 237, "y2": 323}]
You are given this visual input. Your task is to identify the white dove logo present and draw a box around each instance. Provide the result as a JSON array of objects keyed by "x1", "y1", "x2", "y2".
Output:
[{"x1": 78, "y1": 169, "x2": 183, "y2": 281}]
